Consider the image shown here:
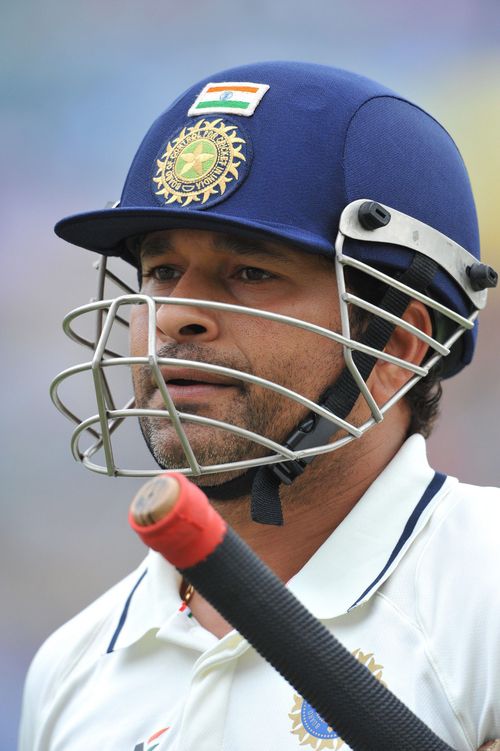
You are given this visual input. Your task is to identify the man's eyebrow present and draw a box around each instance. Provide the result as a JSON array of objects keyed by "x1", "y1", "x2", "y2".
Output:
[
  {"x1": 139, "y1": 233, "x2": 294, "y2": 263},
  {"x1": 139, "y1": 235, "x2": 173, "y2": 259},
  {"x1": 214, "y1": 234, "x2": 293, "y2": 262}
]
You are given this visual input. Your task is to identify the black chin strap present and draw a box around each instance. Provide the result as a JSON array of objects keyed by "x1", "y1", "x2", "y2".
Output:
[
  {"x1": 200, "y1": 468, "x2": 258, "y2": 501},
  {"x1": 251, "y1": 254, "x2": 438, "y2": 525}
]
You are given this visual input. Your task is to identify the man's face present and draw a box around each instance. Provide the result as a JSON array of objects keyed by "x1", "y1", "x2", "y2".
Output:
[{"x1": 129, "y1": 229, "x2": 345, "y2": 483}]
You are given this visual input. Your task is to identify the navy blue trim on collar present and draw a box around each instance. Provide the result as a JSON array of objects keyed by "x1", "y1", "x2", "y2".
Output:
[
  {"x1": 348, "y1": 471, "x2": 447, "y2": 611},
  {"x1": 106, "y1": 568, "x2": 148, "y2": 654}
]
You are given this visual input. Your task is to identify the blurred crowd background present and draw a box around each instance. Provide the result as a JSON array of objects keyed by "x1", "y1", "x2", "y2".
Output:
[{"x1": 1, "y1": 0, "x2": 499, "y2": 746}]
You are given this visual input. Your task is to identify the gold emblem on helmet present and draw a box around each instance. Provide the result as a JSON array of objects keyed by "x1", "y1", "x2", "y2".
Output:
[{"x1": 153, "y1": 118, "x2": 247, "y2": 207}]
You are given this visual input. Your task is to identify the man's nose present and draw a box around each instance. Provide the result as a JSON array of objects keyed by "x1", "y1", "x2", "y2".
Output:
[{"x1": 155, "y1": 274, "x2": 221, "y2": 344}]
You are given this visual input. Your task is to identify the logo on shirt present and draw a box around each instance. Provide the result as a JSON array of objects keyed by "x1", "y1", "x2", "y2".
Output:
[
  {"x1": 133, "y1": 726, "x2": 170, "y2": 751},
  {"x1": 288, "y1": 649, "x2": 385, "y2": 749}
]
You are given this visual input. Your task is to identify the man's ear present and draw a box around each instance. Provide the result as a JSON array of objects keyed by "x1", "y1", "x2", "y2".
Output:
[{"x1": 369, "y1": 300, "x2": 433, "y2": 405}]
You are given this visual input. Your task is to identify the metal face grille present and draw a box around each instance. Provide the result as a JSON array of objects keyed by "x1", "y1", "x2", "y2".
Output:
[{"x1": 50, "y1": 203, "x2": 478, "y2": 478}]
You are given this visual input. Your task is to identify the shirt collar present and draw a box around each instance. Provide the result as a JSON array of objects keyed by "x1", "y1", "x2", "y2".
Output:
[
  {"x1": 287, "y1": 434, "x2": 449, "y2": 619},
  {"x1": 105, "y1": 549, "x2": 183, "y2": 652}
]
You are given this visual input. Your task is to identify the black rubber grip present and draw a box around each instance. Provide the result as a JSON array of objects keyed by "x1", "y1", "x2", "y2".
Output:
[{"x1": 181, "y1": 527, "x2": 456, "y2": 751}]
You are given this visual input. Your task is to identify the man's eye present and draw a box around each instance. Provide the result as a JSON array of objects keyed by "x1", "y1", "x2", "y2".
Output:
[
  {"x1": 237, "y1": 267, "x2": 274, "y2": 282},
  {"x1": 145, "y1": 266, "x2": 180, "y2": 282}
]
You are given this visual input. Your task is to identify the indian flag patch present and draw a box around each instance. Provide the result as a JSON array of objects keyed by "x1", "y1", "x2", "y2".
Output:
[{"x1": 188, "y1": 82, "x2": 270, "y2": 117}]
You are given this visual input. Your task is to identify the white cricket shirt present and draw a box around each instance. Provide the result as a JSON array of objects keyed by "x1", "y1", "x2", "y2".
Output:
[{"x1": 19, "y1": 435, "x2": 500, "y2": 750}]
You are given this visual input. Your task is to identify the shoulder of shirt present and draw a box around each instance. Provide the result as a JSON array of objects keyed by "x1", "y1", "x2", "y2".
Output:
[
  {"x1": 378, "y1": 479, "x2": 500, "y2": 745},
  {"x1": 20, "y1": 558, "x2": 148, "y2": 722},
  {"x1": 416, "y1": 478, "x2": 500, "y2": 582},
  {"x1": 418, "y1": 478, "x2": 500, "y2": 602},
  {"x1": 381, "y1": 478, "x2": 500, "y2": 617}
]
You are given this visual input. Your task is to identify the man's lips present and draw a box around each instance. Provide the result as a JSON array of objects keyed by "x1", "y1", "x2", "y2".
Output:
[{"x1": 157, "y1": 366, "x2": 242, "y2": 401}]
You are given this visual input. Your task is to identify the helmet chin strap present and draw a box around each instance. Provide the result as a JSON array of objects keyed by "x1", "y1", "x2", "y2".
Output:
[
  {"x1": 199, "y1": 468, "x2": 259, "y2": 501},
  {"x1": 248, "y1": 253, "x2": 439, "y2": 526}
]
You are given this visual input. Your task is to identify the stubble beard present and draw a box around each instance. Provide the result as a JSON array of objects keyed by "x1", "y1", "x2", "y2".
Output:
[
  {"x1": 132, "y1": 344, "x2": 308, "y2": 487},
  {"x1": 138, "y1": 387, "x2": 288, "y2": 481}
]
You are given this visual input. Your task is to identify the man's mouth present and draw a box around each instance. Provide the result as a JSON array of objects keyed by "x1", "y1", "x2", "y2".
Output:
[{"x1": 158, "y1": 366, "x2": 242, "y2": 401}]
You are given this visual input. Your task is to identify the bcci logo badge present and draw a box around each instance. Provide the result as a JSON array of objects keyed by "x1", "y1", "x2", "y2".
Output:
[
  {"x1": 152, "y1": 118, "x2": 251, "y2": 208},
  {"x1": 288, "y1": 649, "x2": 385, "y2": 749}
]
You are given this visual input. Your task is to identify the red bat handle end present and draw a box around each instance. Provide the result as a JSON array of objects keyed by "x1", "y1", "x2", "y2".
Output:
[{"x1": 129, "y1": 473, "x2": 227, "y2": 569}]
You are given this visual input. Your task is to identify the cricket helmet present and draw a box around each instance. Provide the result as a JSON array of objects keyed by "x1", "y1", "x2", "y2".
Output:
[{"x1": 52, "y1": 62, "x2": 496, "y2": 523}]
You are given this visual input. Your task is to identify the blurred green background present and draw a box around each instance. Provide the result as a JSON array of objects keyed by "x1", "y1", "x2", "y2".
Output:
[{"x1": 1, "y1": 1, "x2": 499, "y2": 746}]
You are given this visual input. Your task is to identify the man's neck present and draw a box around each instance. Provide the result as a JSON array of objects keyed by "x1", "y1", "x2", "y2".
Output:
[
  {"x1": 187, "y1": 406, "x2": 410, "y2": 638},
  {"x1": 210, "y1": 410, "x2": 408, "y2": 584}
]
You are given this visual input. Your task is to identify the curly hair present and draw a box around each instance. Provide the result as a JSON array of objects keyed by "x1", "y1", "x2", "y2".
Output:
[{"x1": 404, "y1": 360, "x2": 443, "y2": 437}]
